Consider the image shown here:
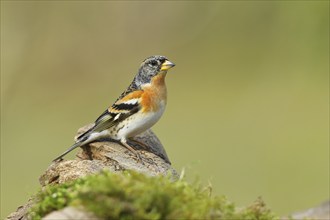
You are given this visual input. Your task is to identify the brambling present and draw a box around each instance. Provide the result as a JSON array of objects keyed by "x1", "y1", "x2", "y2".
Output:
[{"x1": 53, "y1": 55, "x2": 175, "y2": 162}]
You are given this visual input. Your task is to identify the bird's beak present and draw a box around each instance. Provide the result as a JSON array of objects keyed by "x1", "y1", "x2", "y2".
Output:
[{"x1": 160, "y1": 60, "x2": 175, "y2": 71}]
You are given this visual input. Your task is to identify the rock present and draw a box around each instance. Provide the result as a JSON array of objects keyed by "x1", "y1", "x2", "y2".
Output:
[
  {"x1": 42, "y1": 207, "x2": 99, "y2": 220},
  {"x1": 39, "y1": 125, "x2": 177, "y2": 187},
  {"x1": 285, "y1": 200, "x2": 330, "y2": 220},
  {"x1": 6, "y1": 198, "x2": 34, "y2": 220},
  {"x1": 7, "y1": 124, "x2": 177, "y2": 220}
]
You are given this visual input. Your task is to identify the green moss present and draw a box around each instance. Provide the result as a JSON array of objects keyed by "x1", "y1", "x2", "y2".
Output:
[{"x1": 29, "y1": 171, "x2": 278, "y2": 219}]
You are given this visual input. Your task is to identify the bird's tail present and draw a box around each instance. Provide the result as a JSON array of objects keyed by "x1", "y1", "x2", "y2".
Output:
[{"x1": 52, "y1": 141, "x2": 84, "y2": 162}]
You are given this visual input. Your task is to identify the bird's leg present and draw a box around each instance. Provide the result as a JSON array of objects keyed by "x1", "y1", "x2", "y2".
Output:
[{"x1": 120, "y1": 138, "x2": 144, "y2": 164}]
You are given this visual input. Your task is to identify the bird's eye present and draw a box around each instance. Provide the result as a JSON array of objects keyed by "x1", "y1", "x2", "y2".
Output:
[{"x1": 149, "y1": 60, "x2": 158, "y2": 66}]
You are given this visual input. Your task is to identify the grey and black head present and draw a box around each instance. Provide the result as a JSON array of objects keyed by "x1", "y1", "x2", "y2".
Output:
[{"x1": 133, "y1": 55, "x2": 175, "y2": 87}]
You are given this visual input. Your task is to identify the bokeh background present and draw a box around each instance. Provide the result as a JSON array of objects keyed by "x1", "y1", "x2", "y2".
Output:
[{"x1": 1, "y1": 1, "x2": 329, "y2": 218}]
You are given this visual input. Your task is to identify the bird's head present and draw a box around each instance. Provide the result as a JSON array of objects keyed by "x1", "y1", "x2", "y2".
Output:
[{"x1": 134, "y1": 55, "x2": 175, "y2": 86}]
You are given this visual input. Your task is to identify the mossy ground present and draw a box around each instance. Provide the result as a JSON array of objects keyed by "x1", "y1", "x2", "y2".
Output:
[{"x1": 29, "y1": 171, "x2": 278, "y2": 219}]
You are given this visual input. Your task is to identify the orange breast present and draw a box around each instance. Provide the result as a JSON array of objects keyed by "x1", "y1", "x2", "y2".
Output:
[{"x1": 141, "y1": 73, "x2": 167, "y2": 113}]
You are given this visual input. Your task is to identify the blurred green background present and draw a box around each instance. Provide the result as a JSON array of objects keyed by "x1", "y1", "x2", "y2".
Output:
[{"x1": 1, "y1": 1, "x2": 329, "y2": 218}]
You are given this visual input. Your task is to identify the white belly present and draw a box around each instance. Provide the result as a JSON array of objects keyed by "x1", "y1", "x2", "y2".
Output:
[{"x1": 113, "y1": 102, "x2": 166, "y2": 140}]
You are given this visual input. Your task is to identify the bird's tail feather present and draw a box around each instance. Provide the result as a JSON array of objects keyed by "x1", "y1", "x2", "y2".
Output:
[{"x1": 52, "y1": 141, "x2": 84, "y2": 162}]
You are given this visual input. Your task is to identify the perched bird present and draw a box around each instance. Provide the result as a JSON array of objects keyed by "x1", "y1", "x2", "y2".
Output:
[{"x1": 53, "y1": 55, "x2": 175, "y2": 162}]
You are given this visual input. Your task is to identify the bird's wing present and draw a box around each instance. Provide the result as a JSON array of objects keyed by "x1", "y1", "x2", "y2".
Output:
[{"x1": 76, "y1": 90, "x2": 143, "y2": 141}]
